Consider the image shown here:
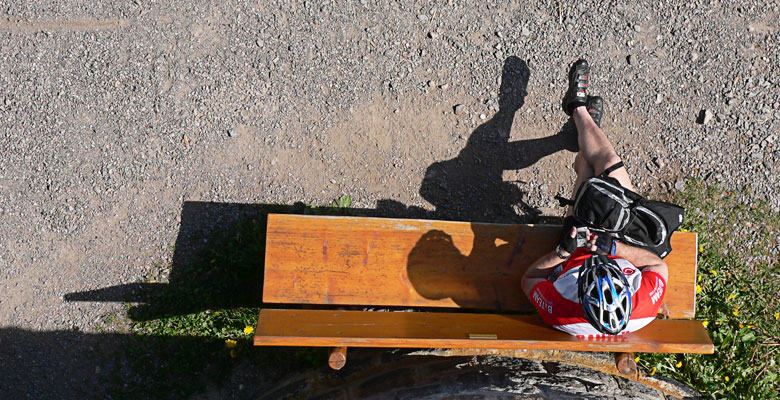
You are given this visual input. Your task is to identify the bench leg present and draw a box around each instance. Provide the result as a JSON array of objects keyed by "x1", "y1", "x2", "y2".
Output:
[
  {"x1": 614, "y1": 352, "x2": 637, "y2": 375},
  {"x1": 328, "y1": 346, "x2": 347, "y2": 370}
]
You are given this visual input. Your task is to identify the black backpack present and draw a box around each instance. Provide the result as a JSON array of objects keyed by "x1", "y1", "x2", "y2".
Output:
[{"x1": 556, "y1": 163, "x2": 685, "y2": 258}]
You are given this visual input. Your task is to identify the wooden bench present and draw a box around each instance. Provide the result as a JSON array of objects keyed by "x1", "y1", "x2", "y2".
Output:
[{"x1": 254, "y1": 214, "x2": 713, "y2": 374}]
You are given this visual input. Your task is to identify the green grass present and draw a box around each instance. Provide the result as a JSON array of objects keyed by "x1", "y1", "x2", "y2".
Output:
[{"x1": 636, "y1": 179, "x2": 780, "y2": 399}]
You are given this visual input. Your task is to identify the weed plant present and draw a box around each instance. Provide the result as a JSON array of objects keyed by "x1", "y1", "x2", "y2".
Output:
[{"x1": 637, "y1": 180, "x2": 780, "y2": 399}]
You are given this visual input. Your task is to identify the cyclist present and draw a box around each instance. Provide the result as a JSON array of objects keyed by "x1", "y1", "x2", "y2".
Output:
[{"x1": 520, "y1": 59, "x2": 668, "y2": 336}]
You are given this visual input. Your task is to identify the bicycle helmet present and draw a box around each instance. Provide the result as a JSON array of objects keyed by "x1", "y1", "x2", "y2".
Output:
[{"x1": 577, "y1": 254, "x2": 633, "y2": 335}]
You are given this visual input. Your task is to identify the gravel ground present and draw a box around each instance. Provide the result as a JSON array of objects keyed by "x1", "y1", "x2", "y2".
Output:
[{"x1": 0, "y1": 0, "x2": 778, "y2": 397}]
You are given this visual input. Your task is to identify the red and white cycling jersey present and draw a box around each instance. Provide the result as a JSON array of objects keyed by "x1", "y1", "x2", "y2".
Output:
[{"x1": 530, "y1": 248, "x2": 667, "y2": 337}]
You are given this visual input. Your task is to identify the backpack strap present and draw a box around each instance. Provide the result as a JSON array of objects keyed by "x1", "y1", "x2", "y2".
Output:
[
  {"x1": 555, "y1": 194, "x2": 575, "y2": 207},
  {"x1": 599, "y1": 161, "x2": 625, "y2": 177}
]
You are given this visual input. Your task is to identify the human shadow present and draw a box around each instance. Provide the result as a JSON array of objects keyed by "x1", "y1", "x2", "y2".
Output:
[
  {"x1": 419, "y1": 56, "x2": 577, "y2": 225},
  {"x1": 405, "y1": 225, "x2": 560, "y2": 311},
  {"x1": 57, "y1": 56, "x2": 580, "y2": 398},
  {"x1": 410, "y1": 56, "x2": 577, "y2": 308},
  {"x1": 65, "y1": 58, "x2": 578, "y2": 318}
]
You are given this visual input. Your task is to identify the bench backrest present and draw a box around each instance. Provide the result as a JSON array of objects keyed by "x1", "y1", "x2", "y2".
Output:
[{"x1": 263, "y1": 214, "x2": 698, "y2": 319}]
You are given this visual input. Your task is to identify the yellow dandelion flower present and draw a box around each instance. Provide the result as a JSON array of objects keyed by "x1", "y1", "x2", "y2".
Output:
[
  {"x1": 649, "y1": 367, "x2": 657, "y2": 376},
  {"x1": 724, "y1": 376, "x2": 730, "y2": 382},
  {"x1": 698, "y1": 275, "x2": 702, "y2": 282},
  {"x1": 739, "y1": 323, "x2": 744, "y2": 328},
  {"x1": 733, "y1": 309, "x2": 739, "y2": 317},
  {"x1": 774, "y1": 313, "x2": 779, "y2": 320},
  {"x1": 726, "y1": 293, "x2": 736, "y2": 302},
  {"x1": 211, "y1": 258, "x2": 216, "y2": 264},
  {"x1": 709, "y1": 269, "x2": 717, "y2": 276},
  {"x1": 702, "y1": 321, "x2": 709, "y2": 327},
  {"x1": 680, "y1": 228, "x2": 689, "y2": 232},
  {"x1": 635, "y1": 356, "x2": 640, "y2": 363},
  {"x1": 225, "y1": 339, "x2": 237, "y2": 349},
  {"x1": 696, "y1": 284, "x2": 702, "y2": 294},
  {"x1": 244, "y1": 326, "x2": 254, "y2": 334},
  {"x1": 698, "y1": 245, "x2": 704, "y2": 253},
  {"x1": 748, "y1": 325, "x2": 753, "y2": 328},
  {"x1": 230, "y1": 349, "x2": 238, "y2": 358},
  {"x1": 675, "y1": 361, "x2": 682, "y2": 368}
]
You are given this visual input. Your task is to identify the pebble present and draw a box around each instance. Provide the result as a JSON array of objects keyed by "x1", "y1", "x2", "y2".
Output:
[
  {"x1": 479, "y1": 113, "x2": 486, "y2": 120},
  {"x1": 645, "y1": 161, "x2": 656, "y2": 172},
  {"x1": 427, "y1": 31, "x2": 438, "y2": 39},
  {"x1": 652, "y1": 157, "x2": 665, "y2": 169},
  {"x1": 697, "y1": 109, "x2": 715, "y2": 125},
  {"x1": 655, "y1": 93, "x2": 663, "y2": 104},
  {"x1": 453, "y1": 104, "x2": 463, "y2": 115},
  {"x1": 521, "y1": 26, "x2": 530, "y2": 36},
  {"x1": 228, "y1": 128, "x2": 240, "y2": 138},
  {"x1": 675, "y1": 179, "x2": 686, "y2": 191}
]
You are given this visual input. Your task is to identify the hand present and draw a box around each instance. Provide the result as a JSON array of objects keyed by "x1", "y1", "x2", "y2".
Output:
[
  {"x1": 559, "y1": 225, "x2": 601, "y2": 258},
  {"x1": 583, "y1": 230, "x2": 599, "y2": 253},
  {"x1": 557, "y1": 216, "x2": 581, "y2": 256},
  {"x1": 593, "y1": 233, "x2": 617, "y2": 256}
]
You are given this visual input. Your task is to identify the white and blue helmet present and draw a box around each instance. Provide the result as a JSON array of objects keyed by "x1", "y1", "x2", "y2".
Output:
[{"x1": 577, "y1": 254, "x2": 633, "y2": 335}]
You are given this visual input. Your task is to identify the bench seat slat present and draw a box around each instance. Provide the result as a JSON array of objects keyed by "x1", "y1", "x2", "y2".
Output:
[
  {"x1": 263, "y1": 214, "x2": 698, "y2": 319},
  {"x1": 254, "y1": 309, "x2": 714, "y2": 354}
]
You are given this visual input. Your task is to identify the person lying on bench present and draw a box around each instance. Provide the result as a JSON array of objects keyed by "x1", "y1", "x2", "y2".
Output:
[{"x1": 520, "y1": 59, "x2": 668, "y2": 337}]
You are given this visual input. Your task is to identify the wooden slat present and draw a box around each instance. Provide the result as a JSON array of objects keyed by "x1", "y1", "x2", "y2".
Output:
[
  {"x1": 263, "y1": 214, "x2": 698, "y2": 319},
  {"x1": 254, "y1": 309, "x2": 714, "y2": 354}
]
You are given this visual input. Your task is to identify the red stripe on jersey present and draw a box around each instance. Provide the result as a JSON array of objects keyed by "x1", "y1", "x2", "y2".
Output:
[{"x1": 531, "y1": 251, "x2": 667, "y2": 333}]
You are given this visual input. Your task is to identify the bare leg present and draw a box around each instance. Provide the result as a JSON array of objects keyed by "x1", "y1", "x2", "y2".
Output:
[
  {"x1": 572, "y1": 106, "x2": 634, "y2": 189},
  {"x1": 566, "y1": 106, "x2": 634, "y2": 216},
  {"x1": 566, "y1": 153, "x2": 593, "y2": 216}
]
